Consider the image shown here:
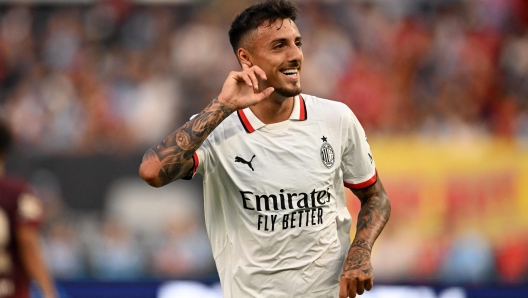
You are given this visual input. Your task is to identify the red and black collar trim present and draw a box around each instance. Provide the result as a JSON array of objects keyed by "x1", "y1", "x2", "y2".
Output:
[
  {"x1": 237, "y1": 94, "x2": 307, "y2": 133},
  {"x1": 299, "y1": 94, "x2": 307, "y2": 121},
  {"x1": 237, "y1": 109, "x2": 255, "y2": 133}
]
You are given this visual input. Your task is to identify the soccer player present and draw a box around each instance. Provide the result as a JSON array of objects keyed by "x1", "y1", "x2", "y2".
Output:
[
  {"x1": 0, "y1": 122, "x2": 57, "y2": 298},
  {"x1": 139, "y1": 0, "x2": 391, "y2": 297}
]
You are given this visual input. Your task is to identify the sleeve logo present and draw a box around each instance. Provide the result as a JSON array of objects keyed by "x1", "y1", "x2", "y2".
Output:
[{"x1": 320, "y1": 136, "x2": 335, "y2": 168}]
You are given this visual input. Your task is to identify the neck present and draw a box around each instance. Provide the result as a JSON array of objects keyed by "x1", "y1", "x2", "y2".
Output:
[{"x1": 250, "y1": 94, "x2": 295, "y2": 124}]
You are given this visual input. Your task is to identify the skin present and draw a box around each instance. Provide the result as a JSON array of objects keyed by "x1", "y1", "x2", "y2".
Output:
[
  {"x1": 340, "y1": 175, "x2": 391, "y2": 298},
  {"x1": 139, "y1": 64, "x2": 274, "y2": 187},
  {"x1": 140, "y1": 17, "x2": 390, "y2": 298},
  {"x1": 17, "y1": 225, "x2": 57, "y2": 298},
  {"x1": 236, "y1": 18, "x2": 304, "y2": 124},
  {"x1": 139, "y1": 19, "x2": 299, "y2": 186}
]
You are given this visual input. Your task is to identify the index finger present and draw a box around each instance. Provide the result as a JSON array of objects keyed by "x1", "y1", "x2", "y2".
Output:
[
  {"x1": 241, "y1": 62, "x2": 251, "y2": 70},
  {"x1": 252, "y1": 66, "x2": 267, "y2": 80}
]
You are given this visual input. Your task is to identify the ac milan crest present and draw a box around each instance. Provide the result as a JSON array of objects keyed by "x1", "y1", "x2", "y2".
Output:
[{"x1": 320, "y1": 136, "x2": 335, "y2": 168}]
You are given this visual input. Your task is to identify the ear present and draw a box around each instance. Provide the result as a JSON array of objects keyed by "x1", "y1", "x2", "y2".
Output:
[{"x1": 237, "y1": 48, "x2": 253, "y2": 69}]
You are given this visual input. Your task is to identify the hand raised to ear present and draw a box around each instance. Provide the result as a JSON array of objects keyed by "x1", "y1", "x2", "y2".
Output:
[{"x1": 218, "y1": 64, "x2": 274, "y2": 111}]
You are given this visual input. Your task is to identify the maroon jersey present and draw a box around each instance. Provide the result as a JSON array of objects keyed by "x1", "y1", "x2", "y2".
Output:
[{"x1": 0, "y1": 176, "x2": 43, "y2": 298}]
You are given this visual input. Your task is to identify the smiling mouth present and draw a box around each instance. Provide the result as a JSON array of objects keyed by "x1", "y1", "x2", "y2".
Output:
[{"x1": 280, "y1": 68, "x2": 300, "y2": 79}]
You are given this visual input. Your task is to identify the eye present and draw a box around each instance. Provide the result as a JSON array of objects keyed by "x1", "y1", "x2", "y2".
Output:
[
  {"x1": 296, "y1": 41, "x2": 303, "y2": 48},
  {"x1": 273, "y1": 43, "x2": 284, "y2": 49}
]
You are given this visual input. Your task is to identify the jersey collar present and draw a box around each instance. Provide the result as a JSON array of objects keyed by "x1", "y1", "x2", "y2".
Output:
[{"x1": 237, "y1": 94, "x2": 307, "y2": 133}]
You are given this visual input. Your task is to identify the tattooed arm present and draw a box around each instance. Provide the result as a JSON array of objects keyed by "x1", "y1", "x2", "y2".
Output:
[
  {"x1": 139, "y1": 99, "x2": 233, "y2": 187},
  {"x1": 339, "y1": 174, "x2": 391, "y2": 298},
  {"x1": 139, "y1": 65, "x2": 274, "y2": 187}
]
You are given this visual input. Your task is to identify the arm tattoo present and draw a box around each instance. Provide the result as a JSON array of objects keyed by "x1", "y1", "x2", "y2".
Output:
[
  {"x1": 355, "y1": 184, "x2": 391, "y2": 237},
  {"x1": 142, "y1": 98, "x2": 233, "y2": 184},
  {"x1": 342, "y1": 247, "x2": 373, "y2": 276},
  {"x1": 351, "y1": 238, "x2": 371, "y2": 251},
  {"x1": 342, "y1": 176, "x2": 391, "y2": 275}
]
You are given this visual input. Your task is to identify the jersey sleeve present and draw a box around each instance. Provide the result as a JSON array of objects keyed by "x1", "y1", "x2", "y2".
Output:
[
  {"x1": 191, "y1": 138, "x2": 210, "y2": 177},
  {"x1": 341, "y1": 108, "x2": 377, "y2": 189},
  {"x1": 15, "y1": 184, "x2": 44, "y2": 228},
  {"x1": 181, "y1": 114, "x2": 212, "y2": 180}
]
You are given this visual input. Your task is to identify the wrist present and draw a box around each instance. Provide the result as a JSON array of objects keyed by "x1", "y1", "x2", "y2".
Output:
[
  {"x1": 351, "y1": 239, "x2": 372, "y2": 252},
  {"x1": 217, "y1": 95, "x2": 235, "y2": 112}
]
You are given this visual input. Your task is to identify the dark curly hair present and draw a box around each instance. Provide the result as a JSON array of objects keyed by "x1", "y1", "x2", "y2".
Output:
[{"x1": 229, "y1": 0, "x2": 299, "y2": 54}]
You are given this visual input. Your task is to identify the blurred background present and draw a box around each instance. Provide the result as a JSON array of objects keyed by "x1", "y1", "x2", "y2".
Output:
[{"x1": 1, "y1": 0, "x2": 528, "y2": 297}]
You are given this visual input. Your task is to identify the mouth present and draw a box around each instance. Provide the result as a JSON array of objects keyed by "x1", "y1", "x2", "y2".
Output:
[{"x1": 280, "y1": 68, "x2": 300, "y2": 80}]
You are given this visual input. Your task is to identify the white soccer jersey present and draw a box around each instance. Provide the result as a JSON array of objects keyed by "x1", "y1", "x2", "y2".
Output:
[{"x1": 191, "y1": 94, "x2": 377, "y2": 298}]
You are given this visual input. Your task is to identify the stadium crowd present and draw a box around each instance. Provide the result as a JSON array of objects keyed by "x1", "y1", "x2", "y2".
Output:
[{"x1": 0, "y1": 0, "x2": 527, "y2": 284}]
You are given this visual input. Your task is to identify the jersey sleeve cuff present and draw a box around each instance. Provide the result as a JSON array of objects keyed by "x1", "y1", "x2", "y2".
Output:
[
  {"x1": 181, "y1": 152, "x2": 200, "y2": 180},
  {"x1": 192, "y1": 152, "x2": 199, "y2": 174},
  {"x1": 343, "y1": 169, "x2": 377, "y2": 189}
]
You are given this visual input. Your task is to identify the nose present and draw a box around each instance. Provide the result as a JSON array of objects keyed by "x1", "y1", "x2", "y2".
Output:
[{"x1": 288, "y1": 44, "x2": 303, "y2": 63}]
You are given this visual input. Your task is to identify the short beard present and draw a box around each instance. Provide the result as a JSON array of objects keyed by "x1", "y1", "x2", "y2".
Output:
[{"x1": 274, "y1": 86, "x2": 302, "y2": 98}]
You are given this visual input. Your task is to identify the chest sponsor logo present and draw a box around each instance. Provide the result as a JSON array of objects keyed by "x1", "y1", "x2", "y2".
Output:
[
  {"x1": 235, "y1": 155, "x2": 256, "y2": 171},
  {"x1": 239, "y1": 188, "x2": 331, "y2": 232},
  {"x1": 320, "y1": 136, "x2": 335, "y2": 168}
]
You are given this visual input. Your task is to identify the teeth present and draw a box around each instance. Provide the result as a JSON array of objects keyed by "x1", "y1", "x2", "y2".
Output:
[{"x1": 282, "y1": 69, "x2": 298, "y2": 75}]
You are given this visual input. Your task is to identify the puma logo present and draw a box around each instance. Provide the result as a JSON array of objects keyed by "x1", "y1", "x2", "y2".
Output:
[{"x1": 235, "y1": 155, "x2": 256, "y2": 171}]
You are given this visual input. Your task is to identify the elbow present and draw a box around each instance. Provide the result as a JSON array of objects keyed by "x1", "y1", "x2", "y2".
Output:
[
  {"x1": 382, "y1": 191, "x2": 392, "y2": 218},
  {"x1": 139, "y1": 162, "x2": 165, "y2": 188}
]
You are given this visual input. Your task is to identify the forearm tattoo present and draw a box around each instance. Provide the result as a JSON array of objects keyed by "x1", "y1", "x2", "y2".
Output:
[
  {"x1": 142, "y1": 98, "x2": 233, "y2": 184},
  {"x1": 342, "y1": 245, "x2": 373, "y2": 276},
  {"x1": 342, "y1": 178, "x2": 391, "y2": 275},
  {"x1": 355, "y1": 188, "x2": 391, "y2": 240}
]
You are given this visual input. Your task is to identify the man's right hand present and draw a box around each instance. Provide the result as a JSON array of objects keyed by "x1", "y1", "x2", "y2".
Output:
[{"x1": 218, "y1": 64, "x2": 274, "y2": 111}]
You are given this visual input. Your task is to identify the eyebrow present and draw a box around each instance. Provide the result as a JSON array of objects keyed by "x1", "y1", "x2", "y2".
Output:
[{"x1": 269, "y1": 36, "x2": 302, "y2": 45}]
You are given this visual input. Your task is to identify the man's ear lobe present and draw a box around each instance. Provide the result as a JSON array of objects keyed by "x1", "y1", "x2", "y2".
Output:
[{"x1": 238, "y1": 48, "x2": 253, "y2": 68}]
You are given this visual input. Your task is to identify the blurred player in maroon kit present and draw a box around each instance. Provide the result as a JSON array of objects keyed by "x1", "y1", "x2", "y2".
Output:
[{"x1": 0, "y1": 122, "x2": 56, "y2": 298}]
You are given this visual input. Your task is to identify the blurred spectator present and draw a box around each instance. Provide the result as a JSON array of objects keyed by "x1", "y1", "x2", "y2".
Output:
[
  {"x1": 42, "y1": 219, "x2": 86, "y2": 278},
  {"x1": 151, "y1": 214, "x2": 214, "y2": 277},
  {"x1": 30, "y1": 169, "x2": 65, "y2": 223},
  {"x1": 88, "y1": 218, "x2": 145, "y2": 279},
  {"x1": 0, "y1": 0, "x2": 525, "y2": 151},
  {"x1": 438, "y1": 229, "x2": 496, "y2": 284}
]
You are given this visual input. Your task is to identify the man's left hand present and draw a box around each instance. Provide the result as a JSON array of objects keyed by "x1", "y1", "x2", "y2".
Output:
[{"x1": 338, "y1": 245, "x2": 374, "y2": 298}]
